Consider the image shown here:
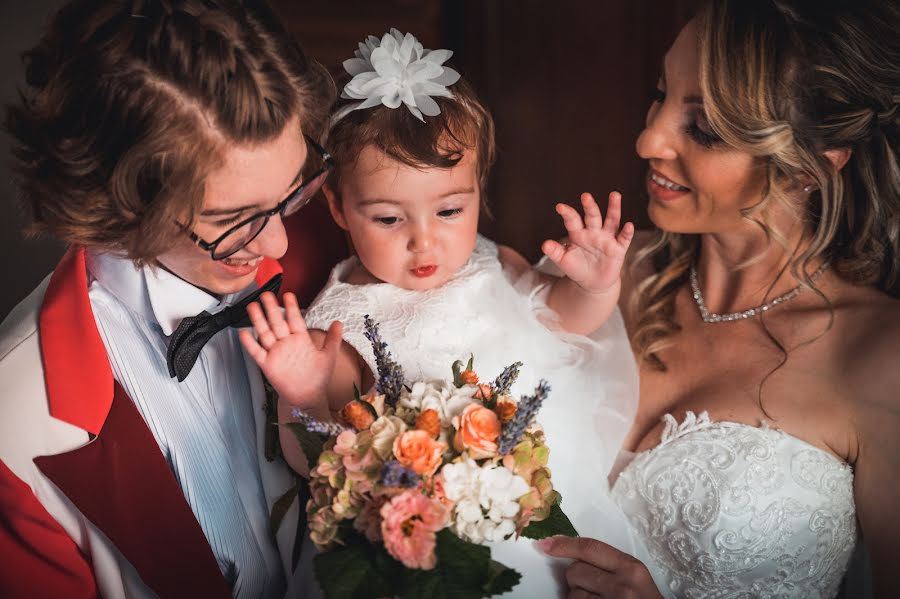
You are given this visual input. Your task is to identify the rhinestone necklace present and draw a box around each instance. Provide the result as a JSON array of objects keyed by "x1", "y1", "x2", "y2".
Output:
[{"x1": 689, "y1": 262, "x2": 829, "y2": 323}]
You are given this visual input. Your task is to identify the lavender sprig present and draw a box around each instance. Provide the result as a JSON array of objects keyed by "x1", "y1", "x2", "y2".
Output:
[
  {"x1": 498, "y1": 380, "x2": 551, "y2": 455},
  {"x1": 491, "y1": 361, "x2": 523, "y2": 396},
  {"x1": 290, "y1": 408, "x2": 348, "y2": 436},
  {"x1": 379, "y1": 460, "x2": 420, "y2": 488},
  {"x1": 363, "y1": 315, "x2": 405, "y2": 407}
]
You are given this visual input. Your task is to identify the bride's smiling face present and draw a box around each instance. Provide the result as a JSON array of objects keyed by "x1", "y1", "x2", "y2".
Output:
[{"x1": 636, "y1": 19, "x2": 767, "y2": 234}]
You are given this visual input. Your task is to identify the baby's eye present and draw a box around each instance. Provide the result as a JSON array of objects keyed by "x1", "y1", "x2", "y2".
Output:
[
  {"x1": 438, "y1": 208, "x2": 462, "y2": 218},
  {"x1": 375, "y1": 216, "x2": 400, "y2": 225}
]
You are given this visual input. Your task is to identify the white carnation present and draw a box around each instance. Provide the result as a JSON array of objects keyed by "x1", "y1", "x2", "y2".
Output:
[{"x1": 440, "y1": 459, "x2": 530, "y2": 544}]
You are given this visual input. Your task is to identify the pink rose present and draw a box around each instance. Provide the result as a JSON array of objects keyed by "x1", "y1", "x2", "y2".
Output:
[{"x1": 380, "y1": 490, "x2": 449, "y2": 569}]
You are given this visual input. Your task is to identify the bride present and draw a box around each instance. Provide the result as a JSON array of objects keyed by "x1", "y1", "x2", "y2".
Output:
[{"x1": 539, "y1": 0, "x2": 900, "y2": 597}]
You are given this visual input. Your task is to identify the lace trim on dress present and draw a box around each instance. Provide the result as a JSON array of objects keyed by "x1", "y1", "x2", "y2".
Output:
[{"x1": 659, "y1": 410, "x2": 712, "y2": 444}]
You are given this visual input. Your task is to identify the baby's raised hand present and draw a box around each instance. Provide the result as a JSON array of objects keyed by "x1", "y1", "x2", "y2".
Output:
[
  {"x1": 239, "y1": 291, "x2": 342, "y2": 411},
  {"x1": 542, "y1": 192, "x2": 634, "y2": 294}
]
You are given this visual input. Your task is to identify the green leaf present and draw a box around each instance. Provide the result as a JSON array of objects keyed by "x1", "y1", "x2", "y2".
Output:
[
  {"x1": 452, "y1": 359, "x2": 465, "y2": 387},
  {"x1": 283, "y1": 421, "x2": 329, "y2": 466},
  {"x1": 483, "y1": 559, "x2": 521, "y2": 596},
  {"x1": 313, "y1": 537, "x2": 393, "y2": 599},
  {"x1": 353, "y1": 383, "x2": 361, "y2": 402},
  {"x1": 400, "y1": 568, "x2": 445, "y2": 599},
  {"x1": 466, "y1": 354, "x2": 474, "y2": 372},
  {"x1": 520, "y1": 502, "x2": 579, "y2": 539},
  {"x1": 269, "y1": 478, "x2": 299, "y2": 536}
]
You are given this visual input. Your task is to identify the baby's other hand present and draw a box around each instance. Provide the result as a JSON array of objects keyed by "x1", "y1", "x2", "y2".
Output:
[
  {"x1": 239, "y1": 291, "x2": 342, "y2": 411},
  {"x1": 542, "y1": 191, "x2": 634, "y2": 294}
]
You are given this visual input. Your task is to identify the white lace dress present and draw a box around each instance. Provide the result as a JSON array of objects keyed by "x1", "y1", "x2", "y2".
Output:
[
  {"x1": 304, "y1": 235, "x2": 641, "y2": 598},
  {"x1": 611, "y1": 411, "x2": 857, "y2": 599}
]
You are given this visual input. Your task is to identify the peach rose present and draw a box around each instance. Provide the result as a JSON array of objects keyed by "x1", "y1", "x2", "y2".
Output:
[
  {"x1": 392, "y1": 430, "x2": 447, "y2": 476},
  {"x1": 453, "y1": 403, "x2": 501, "y2": 459}
]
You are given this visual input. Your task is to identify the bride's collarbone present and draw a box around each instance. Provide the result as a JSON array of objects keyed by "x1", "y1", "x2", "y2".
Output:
[{"x1": 634, "y1": 338, "x2": 856, "y2": 463}]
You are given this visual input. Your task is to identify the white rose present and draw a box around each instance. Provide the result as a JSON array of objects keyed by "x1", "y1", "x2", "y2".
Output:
[{"x1": 368, "y1": 415, "x2": 407, "y2": 460}]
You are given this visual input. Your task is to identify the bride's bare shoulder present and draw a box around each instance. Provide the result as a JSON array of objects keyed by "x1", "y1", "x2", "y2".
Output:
[{"x1": 835, "y1": 285, "x2": 900, "y2": 409}]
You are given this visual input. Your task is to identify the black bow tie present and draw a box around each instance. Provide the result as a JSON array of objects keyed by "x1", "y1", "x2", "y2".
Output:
[{"x1": 166, "y1": 274, "x2": 282, "y2": 382}]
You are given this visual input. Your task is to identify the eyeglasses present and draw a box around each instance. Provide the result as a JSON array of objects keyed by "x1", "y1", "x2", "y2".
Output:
[{"x1": 185, "y1": 135, "x2": 334, "y2": 260}]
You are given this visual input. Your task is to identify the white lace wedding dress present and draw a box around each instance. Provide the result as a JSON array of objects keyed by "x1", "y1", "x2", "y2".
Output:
[
  {"x1": 304, "y1": 235, "x2": 642, "y2": 598},
  {"x1": 611, "y1": 411, "x2": 858, "y2": 598}
]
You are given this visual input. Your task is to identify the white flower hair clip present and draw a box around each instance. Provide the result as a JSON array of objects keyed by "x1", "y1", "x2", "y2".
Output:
[{"x1": 334, "y1": 28, "x2": 461, "y2": 123}]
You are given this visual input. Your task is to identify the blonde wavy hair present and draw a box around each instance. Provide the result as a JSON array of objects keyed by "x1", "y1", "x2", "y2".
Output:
[{"x1": 631, "y1": 0, "x2": 900, "y2": 371}]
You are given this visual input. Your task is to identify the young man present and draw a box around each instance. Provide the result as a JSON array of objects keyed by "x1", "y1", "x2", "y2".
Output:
[{"x1": 0, "y1": 1, "x2": 337, "y2": 596}]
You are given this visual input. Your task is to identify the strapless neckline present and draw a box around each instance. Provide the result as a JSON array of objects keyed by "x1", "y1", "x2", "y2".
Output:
[{"x1": 620, "y1": 410, "x2": 851, "y2": 475}]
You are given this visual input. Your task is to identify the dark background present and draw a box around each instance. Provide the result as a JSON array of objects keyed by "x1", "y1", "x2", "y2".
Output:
[{"x1": 0, "y1": 0, "x2": 697, "y2": 319}]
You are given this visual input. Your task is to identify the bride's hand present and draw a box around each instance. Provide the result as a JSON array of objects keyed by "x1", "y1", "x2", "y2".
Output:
[{"x1": 536, "y1": 535, "x2": 662, "y2": 599}]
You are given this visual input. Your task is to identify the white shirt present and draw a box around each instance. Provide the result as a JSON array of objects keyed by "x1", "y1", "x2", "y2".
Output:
[{"x1": 85, "y1": 250, "x2": 285, "y2": 599}]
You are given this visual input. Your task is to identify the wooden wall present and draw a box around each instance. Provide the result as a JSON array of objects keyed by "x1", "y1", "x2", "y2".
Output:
[{"x1": 273, "y1": 0, "x2": 699, "y2": 261}]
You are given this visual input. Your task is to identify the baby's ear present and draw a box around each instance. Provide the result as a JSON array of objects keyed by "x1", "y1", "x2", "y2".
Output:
[{"x1": 323, "y1": 183, "x2": 349, "y2": 230}]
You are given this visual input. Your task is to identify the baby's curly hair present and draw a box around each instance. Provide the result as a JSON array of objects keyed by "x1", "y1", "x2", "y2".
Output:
[{"x1": 5, "y1": 0, "x2": 335, "y2": 262}]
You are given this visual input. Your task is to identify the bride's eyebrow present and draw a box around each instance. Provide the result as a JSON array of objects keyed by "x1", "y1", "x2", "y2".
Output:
[{"x1": 660, "y1": 55, "x2": 703, "y2": 105}]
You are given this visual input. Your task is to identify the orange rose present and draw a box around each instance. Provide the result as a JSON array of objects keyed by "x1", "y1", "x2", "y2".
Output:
[
  {"x1": 494, "y1": 400, "x2": 517, "y2": 423},
  {"x1": 460, "y1": 370, "x2": 479, "y2": 385},
  {"x1": 341, "y1": 400, "x2": 376, "y2": 430},
  {"x1": 415, "y1": 409, "x2": 441, "y2": 438},
  {"x1": 392, "y1": 430, "x2": 447, "y2": 476},
  {"x1": 453, "y1": 403, "x2": 501, "y2": 459}
]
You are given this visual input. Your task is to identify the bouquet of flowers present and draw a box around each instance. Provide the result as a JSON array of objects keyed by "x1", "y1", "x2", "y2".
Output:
[{"x1": 288, "y1": 316, "x2": 577, "y2": 599}]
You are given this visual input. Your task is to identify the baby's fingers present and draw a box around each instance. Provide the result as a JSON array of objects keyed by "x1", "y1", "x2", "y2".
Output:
[
  {"x1": 239, "y1": 328, "x2": 268, "y2": 366},
  {"x1": 602, "y1": 192, "x2": 623, "y2": 234},
  {"x1": 321, "y1": 320, "x2": 344, "y2": 365},
  {"x1": 541, "y1": 238, "x2": 567, "y2": 265},
  {"x1": 260, "y1": 292, "x2": 290, "y2": 338},
  {"x1": 556, "y1": 202, "x2": 586, "y2": 234},
  {"x1": 282, "y1": 292, "x2": 312, "y2": 341},
  {"x1": 246, "y1": 301, "x2": 276, "y2": 349},
  {"x1": 617, "y1": 221, "x2": 635, "y2": 249},
  {"x1": 581, "y1": 193, "x2": 604, "y2": 230}
]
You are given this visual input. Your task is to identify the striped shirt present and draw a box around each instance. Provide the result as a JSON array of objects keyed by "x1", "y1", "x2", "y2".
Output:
[{"x1": 85, "y1": 250, "x2": 285, "y2": 598}]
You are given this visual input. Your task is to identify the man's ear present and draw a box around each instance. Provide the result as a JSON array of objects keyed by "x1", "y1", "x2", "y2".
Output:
[
  {"x1": 824, "y1": 147, "x2": 852, "y2": 172},
  {"x1": 323, "y1": 183, "x2": 349, "y2": 231}
]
